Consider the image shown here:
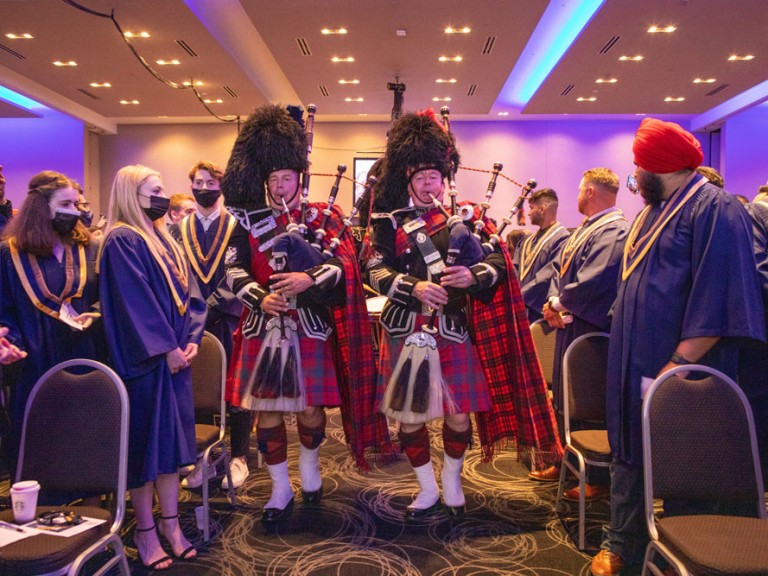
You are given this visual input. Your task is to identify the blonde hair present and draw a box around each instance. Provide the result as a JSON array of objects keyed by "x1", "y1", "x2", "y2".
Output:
[
  {"x1": 105, "y1": 165, "x2": 175, "y2": 264},
  {"x1": 583, "y1": 167, "x2": 619, "y2": 194}
]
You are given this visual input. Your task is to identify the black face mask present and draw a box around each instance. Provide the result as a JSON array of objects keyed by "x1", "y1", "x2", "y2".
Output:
[
  {"x1": 79, "y1": 209, "x2": 94, "y2": 228},
  {"x1": 52, "y1": 210, "x2": 81, "y2": 235},
  {"x1": 139, "y1": 194, "x2": 170, "y2": 221},
  {"x1": 192, "y1": 188, "x2": 221, "y2": 209}
]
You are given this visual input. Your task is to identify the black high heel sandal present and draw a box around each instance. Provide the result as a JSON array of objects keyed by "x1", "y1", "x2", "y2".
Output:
[
  {"x1": 158, "y1": 514, "x2": 197, "y2": 560},
  {"x1": 134, "y1": 525, "x2": 173, "y2": 571}
]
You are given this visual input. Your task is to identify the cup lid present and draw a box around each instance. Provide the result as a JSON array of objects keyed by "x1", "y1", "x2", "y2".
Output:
[{"x1": 11, "y1": 480, "x2": 40, "y2": 492}]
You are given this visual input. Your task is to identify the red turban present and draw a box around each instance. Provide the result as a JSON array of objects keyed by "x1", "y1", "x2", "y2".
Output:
[{"x1": 632, "y1": 118, "x2": 703, "y2": 174}]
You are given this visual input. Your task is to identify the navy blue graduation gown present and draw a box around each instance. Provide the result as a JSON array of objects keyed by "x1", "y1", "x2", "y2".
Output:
[
  {"x1": 514, "y1": 225, "x2": 570, "y2": 323},
  {"x1": 608, "y1": 178, "x2": 765, "y2": 466},
  {"x1": 0, "y1": 241, "x2": 105, "y2": 463},
  {"x1": 549, "y1": 212, "x2": 628, "y2": 412},
  {"x1": 99, "y1": 227, "x2": 206, "y2": 488}
]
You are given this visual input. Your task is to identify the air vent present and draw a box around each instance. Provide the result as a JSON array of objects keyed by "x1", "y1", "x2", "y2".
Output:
[
  {"x1": 561, "y1": 84, "x2": 575, "y2": 96},
  {"x1": 706, "y1": 84, "x2": 730, "y2": 96},
  {"x1": 176, "y1": 40, "x2": 197, "y2": 57},
  {"x1": 467, "y1": 83, "x2": 477, "y2": 96},
  {"x1": 482, "y1": 36, "x2": 496, "y2": 55},
  {"x1": 296, "y1": 38, "x2": 312, "y2": 56},
  {"x1": 599, "y1": 36, "x2": 621, "y2": 54},
  {"x1": 0, "y1": 42, "x2": 26, "y2": 59},
  {"x1": 223, "y1": 85, "x2": 238, "y2": 98},
  {"x1": 318, "y1": 84, "x2": 329, "y2": 97},
  {"x1": 77, "y1": 88, "x2": 100, "y2": 100}
]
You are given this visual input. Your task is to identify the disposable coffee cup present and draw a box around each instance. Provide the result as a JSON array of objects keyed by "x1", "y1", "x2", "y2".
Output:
[
  {"x1": 194, "y1": 506, "x2": 206, "y2": 531},
  {"x1": 10, "y1": 480, "x2": 41, "y2": 524}
]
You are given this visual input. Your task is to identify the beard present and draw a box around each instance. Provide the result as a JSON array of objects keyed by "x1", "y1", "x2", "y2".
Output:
[{"x1": 638, "y1": 171, "x2": 665, "y2": 206}]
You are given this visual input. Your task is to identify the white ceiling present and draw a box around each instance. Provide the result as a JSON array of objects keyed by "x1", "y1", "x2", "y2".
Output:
[{"x1": 0, "y1": 0, "x2": 766, "y2": 132}]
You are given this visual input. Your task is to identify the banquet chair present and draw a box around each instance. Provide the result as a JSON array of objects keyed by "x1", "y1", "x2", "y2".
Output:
[
  {"x1": 641, "y1": 365, "x2": 768, "y2": 576},
  {"x1": 189, "y1": 331, "x2": 237, "y2": 542},
  {"x1": 0, "y1": 359, "x2": 130, "y2": 576},
  {"x1": 555, "y1": 332, "x2": 611, "y2": 550},
  {"x1": 530, "y1": 319, "x2": 557, "y2": 389}
]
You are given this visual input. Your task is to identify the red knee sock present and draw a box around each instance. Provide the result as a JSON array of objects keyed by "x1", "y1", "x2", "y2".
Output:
[
  {"x1": 297, "y1": 412, "x2": 327, "y2": 450},
  {"x1": 399, "y1": 425, "x2": 431, "y2": 468},
  {"x1": 442, "y1": 420, "x2": 473, "y2": 459},
  {"x1": 257, "y1": 421, "x2": 287, "y2": 465}
]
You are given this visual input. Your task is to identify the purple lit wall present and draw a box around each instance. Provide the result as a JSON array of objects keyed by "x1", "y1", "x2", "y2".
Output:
[
  {"x1": 721, "y1": 104, "x2": 768, "y2": 198},
  {"x1": 0, "y1": 111, "x2": 84, "y2": 205}
]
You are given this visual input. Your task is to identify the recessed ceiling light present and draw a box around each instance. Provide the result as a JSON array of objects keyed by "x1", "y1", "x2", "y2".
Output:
[
  {"x1": 647, "y1": 25, "x2": 676, "y2": 33},
  {"x1": 577, "y1": 97, "x2": 597, "y2": 102},
  {"x1": 155, "y1": 59, "x2": 180, "y2": 66},
  {"x1": 357, "y1": 113, "x2": 369, "y2": 116},
  {"x1": 123, "y1": 31, "x2": 151, "y2": 38},
  {"x1": 53, "y1": 60, "x2": 77, "y2": 67},
  {"x1": 436, "y1": 78, "x2": 457, "y2": 84},
  {"x1": 432, "y1": 97, "x2": 452, "y2": 102},
  {"x1": 182, "y1": 81, "x2": 204, "y2": 86},
  {"x1": 344, "y1": 97, "x2": 364, "y2": 102},
  {"x1": 438, "y1": 55, "x2": 463, "y2": 62},
  {"x1": 444, "y1": 26, "x2": 471, "y2": 34},
  {"x1": 395, "y1": 29, "x2": 407, "y2": 37},
  {"x1": 595, "y1": 78, "x2": 618, "y2": 84},
  {"x1": 120, "y1": 100, "x2": 140, "y2": 105},
  {"x1": 664, "y1": 97, "x2": 685, "y2": 102},
  {"x1": 619, "y1": 55, "x2": 643, "y2": 61},
  {"x1": 728, "y1": 54, "x2": 754, "y2": 61},
  {"x1": 331, "y1": 56, "x2": 355, "y2": 63},
  {"x1": 89, "y1": 82, "x2": 112, "y2": 88},
  {"x1": 203, "y1": 99, "x2": 223, "y2": 104},
  {"x1": 338, "y1": 79, "x2": 360, "y2": 84},
  {"x1": 693, "y1": 78, "x2": 716, "y2": 84},
  {"x1": 321, "y1": 27, "x2": 347, "y2": 35},
  {"x1": 5, "y1": 33, "x2": 33, "y2": 39},
  {"x1": 497, "y1": 112, "x2": 509, "y2": 116}
]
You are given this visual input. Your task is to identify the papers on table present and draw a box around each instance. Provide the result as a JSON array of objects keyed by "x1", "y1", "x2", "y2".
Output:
[{"x1": 0, "y1": 516, "x2": 107, "y2": 547}]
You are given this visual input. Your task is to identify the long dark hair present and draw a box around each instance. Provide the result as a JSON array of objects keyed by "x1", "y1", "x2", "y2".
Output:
[{"x1": 3, "y1": 171, "x2": 89, "y2": 256}]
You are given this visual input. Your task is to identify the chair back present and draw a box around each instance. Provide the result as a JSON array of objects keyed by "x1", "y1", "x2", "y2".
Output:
[
  {"x1": 190, "y1": 332, "x2": 227, "y2": 427},
  {"x1": 530, "y1": 319, "x2": 557, "y2": 386},
  {"x1": 17, "y1": 359, "x2": 129, "y2": 532},
  {"x1": 562, "y1": 332, "x2": 609, "y2": 427},
  {"x1": 643, "y1": 365, "x2": 767, "y2": 521}
]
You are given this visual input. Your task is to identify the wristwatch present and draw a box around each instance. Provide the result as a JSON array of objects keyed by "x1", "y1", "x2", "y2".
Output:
[{"x1": 669, "y1": 351, "x2": 692, "y2": 365}]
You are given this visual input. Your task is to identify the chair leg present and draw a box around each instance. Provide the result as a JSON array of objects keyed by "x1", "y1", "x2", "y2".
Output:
[
  {"x1": 201, "y1": 458, "x2": 210, "y2": 542},
  {"x1": 222, "y1": 452, "x2": 237, "y2": 508},
  {"x1": 577, "y1": 457, "x2": 586, "y2": 551}
]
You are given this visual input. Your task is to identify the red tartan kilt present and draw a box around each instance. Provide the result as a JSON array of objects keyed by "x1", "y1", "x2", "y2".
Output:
[
  {"x1": 226, "y1": 324, "x2": 340, "y2": 409},
  {"x1": 377, "y1": 318, "x2": 491, "y2": 416}
]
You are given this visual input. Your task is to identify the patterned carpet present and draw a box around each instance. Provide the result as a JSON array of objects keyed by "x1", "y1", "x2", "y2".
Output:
[{"x1": 2, "y1": 409, "x2": 629, "y2": 575}]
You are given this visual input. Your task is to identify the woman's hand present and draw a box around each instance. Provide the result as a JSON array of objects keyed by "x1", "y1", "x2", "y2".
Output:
[
  {"x1": 0, "y1": 327, "x2": 26, "y2": 365},
  {"x1": 166, "y1": 347, "x2": 188, "y2": 374},
  {"x1": 270, "y1": 272, "x2": 314, "y2": 298},
  {"x1": 72, "y1": 312, "x2": 101, "y2": 330},
  {"x1": 412, "y1": 281, "x2": 449, "y2": 309},
  {"x1": 183, "y1": 343, "x2": 199, "y2": 364}
]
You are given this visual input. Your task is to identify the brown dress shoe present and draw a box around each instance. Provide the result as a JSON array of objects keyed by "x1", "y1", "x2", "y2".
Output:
[
  {"x1": 563, "y1": 483, "x2": 610, "y2": 502},
  {"x1": 591, "y1": 550, "x2": 624, "y2": 576},
  {"x1": 528, "y1": 465, "x2": 559, "y2": 482}
]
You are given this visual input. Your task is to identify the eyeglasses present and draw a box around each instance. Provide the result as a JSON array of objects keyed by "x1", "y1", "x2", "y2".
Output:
[
  {"x1": 35, "y1": 510, "x2": 83, "y2": 527},
  {"x1": 626, "y1": 174, "x2": 639, "y2": 194}
]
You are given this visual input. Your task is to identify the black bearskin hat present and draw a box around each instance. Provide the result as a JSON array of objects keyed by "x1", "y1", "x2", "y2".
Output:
[
  {"x1": 222, "y1": 104, "x2": 308, "y2": 211},
  {"x1": 373, "y1": 108, "x2": 459, "y2": 213}
]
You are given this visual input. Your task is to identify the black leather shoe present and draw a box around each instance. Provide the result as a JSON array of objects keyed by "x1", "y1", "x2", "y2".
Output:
[
  {"x1": 405, "y1": 498, "x2": 441, "y2": 520},
  {"x1": 443, "y1": 503, "x2": 465, "y2": 518},
  {"x1": 261, "y1": 498, "x2": 294, "y2": 524},
  {"x1": 302, "y1": 487, "x2": 323, "y2": 505}
]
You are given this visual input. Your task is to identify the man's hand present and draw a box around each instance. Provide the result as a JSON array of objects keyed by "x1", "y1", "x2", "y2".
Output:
[
  {"x1": 0, "y1": 327, "x2": 26, "y2": 365},
  {"x1": 542, "y1": 303, "x2": 565, "y2": 329},
  {"x1": 72, "y1": 312, "x2": 101, "y2": 330},
  {"x1": 166, "y1": 347, "x2": 188, "y2": 374},
  {"x1": 440, "y1": 266, "x2": 476, "y2": 289},
  {"x1": 270, "y1": 272, "x2": 314, "y2": 298},
  {"x1": 413, "y1": 281, "x2": 449, "y2": 309},
  {"x1": 260, "y1": 292, "x2": 289, "y2": 316}
]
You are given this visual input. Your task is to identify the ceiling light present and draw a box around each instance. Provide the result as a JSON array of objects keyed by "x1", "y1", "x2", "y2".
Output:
[
  {"x1": 321, "y1": 27, "x2": 347, "y2": 35},
  {"x1": 357, "y1": 113, "x2": 369, "y2": 116},
  {"x1": 5, "y1": 33, "x2": 33, "y2": 39},
  {"x1": 693, "y1": 78, "x2": 716, "y2": 84},
  {"x1": 395, "y1": 29, "x2": 407, "y2": 37},
  {"x1": 664, "y1": 97, "x2": 685, "y2": 102},
  {"x1": 52, "y1": 60, "x2": 77, "y2": 67},
  {"x1": 497, "y1": 112, "x2": 509, "y2": 116},
  {"x1": 123, "y1": 31, "x2": 151, "y2": 38},
  {"x1": 438, "y1": 55, "x2": 463, "y2": 62},
  {"x1": 89, "y1": 82, "x2": 112, "y2": 88},
  {"x1": 182, "y1": 81, "x2": 204, "y2": 86},
  {"x1": 155, "y1": 59, "x2": 180, "y2": 66},
  {"x1": 595, "y1": 78, "x2": 618, "y2": 84},
  {"x1": 344, "y1": 97, "x2": 364, "y2": 102},
  {"x1": 444, "y1": 26, "x2": 471, "y2": 34},
  {"x1": 203, "y1": 98, "x2": 223, "y2": 104},
  {"x1": 647, "y1": 25, "x2": 676, "y2": 33},
  {"x1": 436, "y1": 78, "x2": 457, "y2": 84},
  {"x1": 331, "y1": 56, "x2": 355, "y2": 63},
  {"x1": 619, "y1": 55, "x2": 643, "y2": 61},
  {"x1": 338, "y1": 79, "x2": 360, "y2": 84},
  {"x1": 120, "y1": 100, "x2": 140, "y2": 105},
  {"x1": 577, "y1": 97, "x2": 597, "y2": 102},
  {"x1": 432, "y1": 97, "x2": 452, "y2": 102},
  {"x1": 728, "y1": 54, "x2": 754, "y2": 61}
]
